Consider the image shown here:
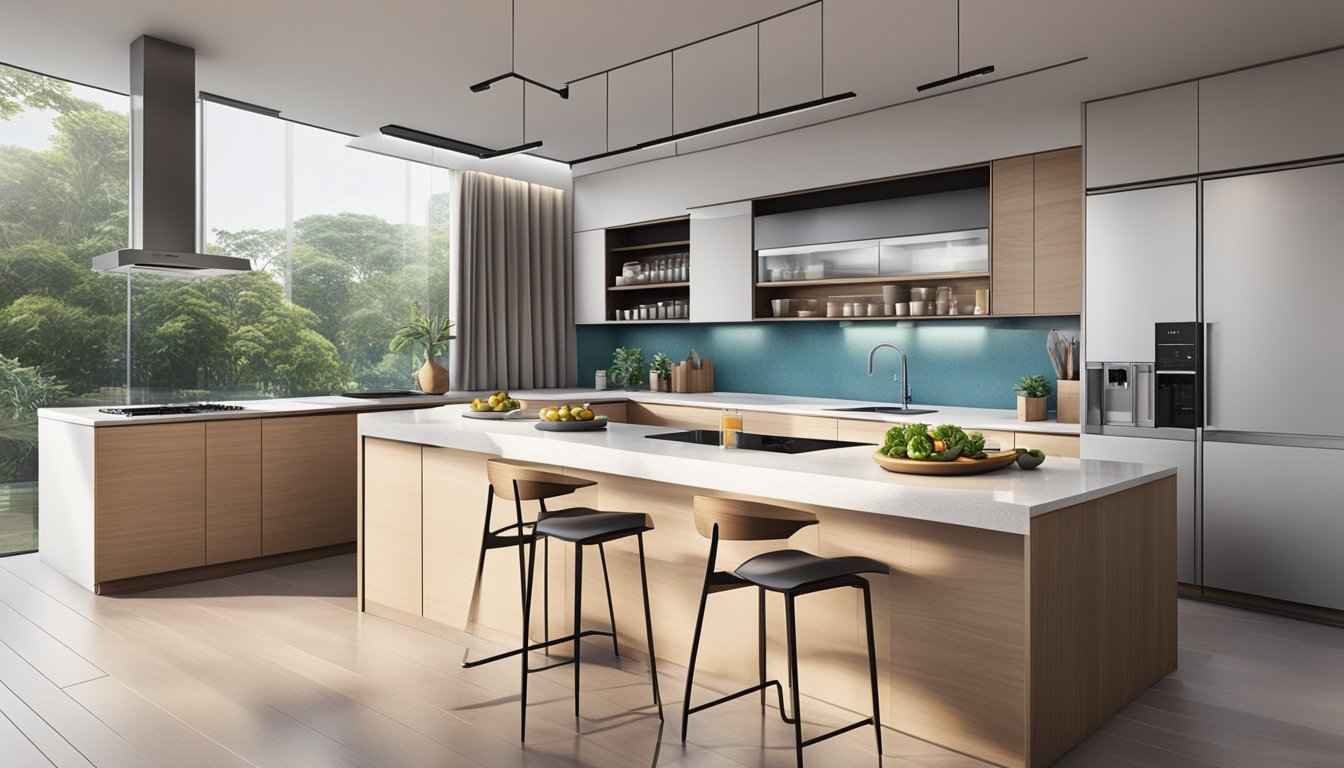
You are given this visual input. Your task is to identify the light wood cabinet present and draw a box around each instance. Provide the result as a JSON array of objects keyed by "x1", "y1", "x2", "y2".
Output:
[
  {"x1": 205, "y1": 419, "x2": 261, "y2": 565},
  {"x1": 1015, "y1": 432, "x2": 1080, "y2": 458},
  {"x1": 990, "y1": 148, "x2": 1082, "y2": 316},
  {"x1": 626, "y1": 402, "x2": 719, "y2": 429},
  {"x1": 363, "y1": 438, "x2": 423, "y2": 615},
  {"x1": 588, "y1": 401, "x2": 627, "y2": 422},
  {"x1": 991, "y1": 155, "x2": 1035, "y2": 315},
  {"x1": 94, "y1": 423, "x2": 206, "y2": 582},
  {"x1": 261, "y1": 413, "x2": 357, "y2": 555},
  {"x1": 740, "y1": 412, "x2": 836, "y2": 440},
  {"x1": 1032, "y1": 148, "x2": 1083, "y2": 315}
]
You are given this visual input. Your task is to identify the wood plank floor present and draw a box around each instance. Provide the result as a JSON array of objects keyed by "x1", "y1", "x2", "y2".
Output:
[{"x1": 0, "y1": 554, "x2": 1338, "y2": 768}]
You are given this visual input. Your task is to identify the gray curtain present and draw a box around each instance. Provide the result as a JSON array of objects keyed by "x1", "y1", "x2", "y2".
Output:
[{"x1": 457, "y1": 171, "x2": 574, "y2": 390}]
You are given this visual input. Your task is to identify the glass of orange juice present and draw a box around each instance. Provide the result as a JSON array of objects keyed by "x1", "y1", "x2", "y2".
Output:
[{"x1": 720, "y1": 409, "x2": 742, "y2": 448}]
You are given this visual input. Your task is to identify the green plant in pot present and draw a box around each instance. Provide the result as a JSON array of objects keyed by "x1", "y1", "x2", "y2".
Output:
[
  {"x1": 1014, "y1": 373, "x2": 1053, "y2": 422},
  {"x1": 649, "y1": 352, "x2": 672, "y2": 392},
  {"x1": 389, "y1": 301, "x2": 455, "y2": 394},
  {"x1": 609, "y1": 347, "x2": 645, "y2": 391}
]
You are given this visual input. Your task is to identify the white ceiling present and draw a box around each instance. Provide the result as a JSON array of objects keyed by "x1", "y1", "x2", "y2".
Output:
[{"x1": 1, "y1": 0, "x2": 1341, "y2": 172}]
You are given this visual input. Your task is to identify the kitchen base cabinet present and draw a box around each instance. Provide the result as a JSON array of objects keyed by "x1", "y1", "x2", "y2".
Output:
[
  {"x1": 626, "y1": 402, "x2": 719, "y2": 429},
  {"x1": 740, "y1": 412, "x2": 836, "y2": 440},
  {"x1": 1203, "y1": 441, "x2": 1344, "y2": 611},
  {"x1": 363, "y1": 439, "x2": 423, "y2": 616},
  {"x1": 205, "y1": 419, "x2": 262, "y2": 565},
  {"x1": 94, "y1": 423, "x2": 206, "y2": 582},
  {"x1": 261, "y1": 414, "x2": 358, "y2": 555},
  {"x1": 1016, "y1": 432, "x2": 1080, "y2": 459}
]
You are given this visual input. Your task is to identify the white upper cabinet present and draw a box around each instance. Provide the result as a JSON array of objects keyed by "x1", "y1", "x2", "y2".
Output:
[
  {"x1": 1084, "y1": 184, "x2": 1197, "y2": 363},
  {"x1": 1085, "y1": 83, "x2": 1198, "y2": 189},
  {"x1": 689, "y1": 201, "x2": 753, "y2": 323},
  {"x1": 1199, "y1": 48, "x2": 1344, "y2": 173},
  {"x1": 573, "y1": 229, "x2": 606, "y2": 325}
]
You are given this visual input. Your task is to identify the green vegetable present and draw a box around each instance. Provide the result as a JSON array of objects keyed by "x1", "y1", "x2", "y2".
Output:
[
  {"x1": 901, "y1": 423, "x2": 930, "y2": 445},
  {"x1": 927, "y1": 444, "x2": 964, "y2": 462},
  {"x1": 1015, "y1": 448, "x2": 1028, "y2": 456},
  {"x1": 882, "y1": 442, "x2": 908, "y2": 459},
  {"x1": 1028, "y1": 449, "x2": 1045, "y2": 458},
  {"x1": 967, "y1": 432, "x2": 986, "y2": 455},
  {"x1": 906, "y1": 434, "x2": 932, "y2": 460}
]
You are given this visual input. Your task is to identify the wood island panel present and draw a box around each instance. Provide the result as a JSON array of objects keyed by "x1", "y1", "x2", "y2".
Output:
[
  {"x1": 1015, "y1": 432, "x2": 1080, "y2": 458},
  {"x1": 205, "y1": 419, "x2": 261, "y2": 565},
  {"x1": 992, "y1": 154, "x2": 1036, "y2": 315},
  {"x1": 741, "y1": 412, "x2": 837, "y2": 440},
  {"x1": 261, "y1": 413, "x2": 357, "y2": 555},
  {"x1": 95, "y1": 423, "x2": 206, "y2": 582},
  {"x1": 363, "y1": 438, "x2": 423, "y2": 616},
  {"x1": 1029, "y1": 475, "x2": 1176, "y2": 766}
]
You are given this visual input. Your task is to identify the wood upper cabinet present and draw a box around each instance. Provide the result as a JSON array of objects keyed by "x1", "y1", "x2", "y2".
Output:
[
  {"x1": 95, "y1": 423, "x2": 206, "y2": 582},
  {"x1": 990, "y1": 147, "x2": 1082, "y2": 316},
  {"x1": 261, "y1": 413, "x2": 357, "y2": 555},
  {"x1": 1033, "y1": 148, "x2": 1083, "y2": 315},
  {"x1": 205, "y1": 419, "x2": 261, "y2": 565},
  {"x1": 990, "y1": 155, "x2": 1035, "y2": 315}
]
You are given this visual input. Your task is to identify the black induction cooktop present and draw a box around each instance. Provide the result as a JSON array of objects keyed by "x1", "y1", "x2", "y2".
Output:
[{"x1": 645, "y1": 429, "x2": 866, "y2": 454}]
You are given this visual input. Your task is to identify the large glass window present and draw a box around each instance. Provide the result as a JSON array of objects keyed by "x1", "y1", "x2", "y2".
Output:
[
  {"x1": 0, "y1": 66, "x2": 451, "y2": 556},
  {"x1": 0, "y1": 65, "x2": 128, "y2": 554}
]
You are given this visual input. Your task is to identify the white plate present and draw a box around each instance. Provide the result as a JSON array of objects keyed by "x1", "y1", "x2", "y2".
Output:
[{"x1": 461, "y1": 409, "x2": 526, "y2": 420}]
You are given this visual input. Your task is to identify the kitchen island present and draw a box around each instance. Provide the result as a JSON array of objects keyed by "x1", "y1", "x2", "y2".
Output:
[{"x1": 358, "y1": 406, "x2": 1174, "y2": 768}]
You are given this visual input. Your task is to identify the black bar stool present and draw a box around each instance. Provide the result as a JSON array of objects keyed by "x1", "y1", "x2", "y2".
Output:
[
  {"x1": 681, "y1": 495, "x2": 887, "y2": 767},
  {"x1": 461, "y1": 459, "x2": 621, "y2": 669},
  {"x1": 521, "y1": 509, "x2": 663, "y2": 740}
]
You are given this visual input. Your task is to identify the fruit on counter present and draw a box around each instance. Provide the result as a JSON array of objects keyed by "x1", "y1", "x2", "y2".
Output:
[
  {"x1": 1016, "y1": 447, "x2": 1046, "y2": 469},
  {"x1": 880, "y1": 423, "x2": 988, "y2": 462},
  {"x1": 471, "y1": 392, "x2": 521, "y2": 412},
  {"x1": 540, "y1": 403, "x2": 599, "y2": 422}
]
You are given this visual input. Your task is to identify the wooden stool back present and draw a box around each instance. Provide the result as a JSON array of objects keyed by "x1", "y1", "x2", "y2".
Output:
[
  {"x1": 486, "y1": 458, "x2": 596, "y2": 501},
  {"x1": 692, "y1": 495, "x2": 818, "y2": 542}
]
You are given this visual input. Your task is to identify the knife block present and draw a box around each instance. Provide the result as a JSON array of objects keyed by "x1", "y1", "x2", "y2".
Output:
[
  {"x1": 671, "y1": 358, "x2": 713, "y2": 394},
  {"x1": 1055, "y1": 380, "x2": 1079, "y2": 424}
]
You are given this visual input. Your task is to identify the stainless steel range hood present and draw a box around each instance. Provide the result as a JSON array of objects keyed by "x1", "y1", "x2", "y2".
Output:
[{"x1": 93, "y1": 35, "x2": 249, "y2": 278}]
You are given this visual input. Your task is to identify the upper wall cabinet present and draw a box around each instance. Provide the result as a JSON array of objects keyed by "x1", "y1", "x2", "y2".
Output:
[
  {"x1": 690, "y1": 202, "x2": 753, "y2": 323},
  {"x1": 1085, "y1": 83, "x2": 1198, "y2": 189},
  {"x1": 1200, "y1": 48, "x2": 1344, "y2": 173},
  {"x1": 991, "y1": 147, "x2": 1082, "y2": 315},
  {"x1": 574, "y1": 230, "x2": 606, "y2": 325}
]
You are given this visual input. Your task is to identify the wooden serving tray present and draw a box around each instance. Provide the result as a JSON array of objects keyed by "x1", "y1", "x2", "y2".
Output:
[{"x1": 871, "y1": 449, "x2": 1019, "y2": 476}]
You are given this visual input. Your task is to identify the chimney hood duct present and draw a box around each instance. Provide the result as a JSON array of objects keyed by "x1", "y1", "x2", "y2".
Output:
[{"x1": 93, "y1": 36, "x2": 250, "y2": 277}]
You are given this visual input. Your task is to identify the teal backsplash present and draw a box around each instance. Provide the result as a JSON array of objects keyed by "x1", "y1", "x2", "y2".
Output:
[{"x1": 575, "y1": 317, "x2": 1080, "y2": 410}]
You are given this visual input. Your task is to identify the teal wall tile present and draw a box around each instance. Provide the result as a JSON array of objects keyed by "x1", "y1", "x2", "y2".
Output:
[{"x1": 576, "y1": 317, "x2": 1080, "y2": 410}]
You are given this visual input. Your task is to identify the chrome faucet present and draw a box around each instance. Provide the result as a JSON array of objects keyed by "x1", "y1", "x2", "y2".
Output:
[{"x1": 867, "y1": 343, "x2": 912, "y2": 410}]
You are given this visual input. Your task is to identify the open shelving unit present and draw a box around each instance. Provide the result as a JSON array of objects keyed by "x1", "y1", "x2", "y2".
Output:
[{"x1": 605, "y1": 217, "x2": 691, "y2": 322}]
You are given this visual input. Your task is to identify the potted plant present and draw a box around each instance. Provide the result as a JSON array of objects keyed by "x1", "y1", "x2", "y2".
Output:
[
  {"x1": 649, "y1": 352, "x2": 672, "y2": 392},
  {"x1": 389, "y1": 301, "x2": 455, "y2": 394},
  {"x1": 1014, "y1": 374, "x2": 1053, "y2": 422},
  {"x1": 609, "y1": 347, "x2": 645, "y2": 391}
]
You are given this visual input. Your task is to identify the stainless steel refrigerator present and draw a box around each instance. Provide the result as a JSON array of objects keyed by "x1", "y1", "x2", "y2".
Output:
[{"x1": 1201, "y1": 161, "x2": 1344, "y2": 610}]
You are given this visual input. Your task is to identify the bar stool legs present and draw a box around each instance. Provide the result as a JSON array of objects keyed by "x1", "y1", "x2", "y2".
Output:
[{"x1": 519, "y1": 516, "x2": 662, "y2": 742}]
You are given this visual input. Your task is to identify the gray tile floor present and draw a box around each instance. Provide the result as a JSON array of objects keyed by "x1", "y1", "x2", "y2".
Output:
[{"x1": 0, "y1": 552, "x2": 1339, "y2": 767}]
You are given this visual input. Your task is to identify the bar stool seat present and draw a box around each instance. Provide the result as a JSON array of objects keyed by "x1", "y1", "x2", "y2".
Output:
[
  {"x1": 535, "y1": 510, "x2": 652, "y2": 544},
  {"x1": 735, "y1": 550, "x2": 888, "y2": 593}
]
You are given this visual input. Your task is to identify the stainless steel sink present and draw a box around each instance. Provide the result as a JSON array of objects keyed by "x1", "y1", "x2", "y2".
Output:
[{"x1": 826, "y1": 406, "x2": 938, "y2": 416}]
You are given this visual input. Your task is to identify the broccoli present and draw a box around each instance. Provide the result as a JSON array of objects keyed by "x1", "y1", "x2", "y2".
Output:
[{"x1": 901, "y1": 423, "x2": 931, "y2": 445}]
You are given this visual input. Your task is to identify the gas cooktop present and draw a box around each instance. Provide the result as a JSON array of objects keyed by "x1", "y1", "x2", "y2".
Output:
[{"x1": 98, "y1": 403, "x2": 247, "y2": 417}]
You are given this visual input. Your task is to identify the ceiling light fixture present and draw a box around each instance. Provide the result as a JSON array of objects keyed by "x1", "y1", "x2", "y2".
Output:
[
  {"x1": 915, "y1": 0, "x2": 995, "y2": 92},
  {"x1": 378, "y1": 125, "x2": 542, "y2": 160},
  {"x1": 468, "y1": 0, "x2": 569, "y2": 98},
  {"x1": 634, "y1": 92, "x2": 856, "y2": 151}
]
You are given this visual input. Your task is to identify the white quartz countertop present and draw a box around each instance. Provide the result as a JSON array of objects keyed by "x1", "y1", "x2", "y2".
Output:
[
  {"x1": 358, "y1": 405, "x2": 1165, "y2": 535},
  {"x1": 38, "y1": 388, "x2": 1080, "y2": 435}
]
